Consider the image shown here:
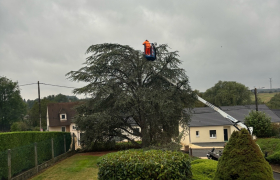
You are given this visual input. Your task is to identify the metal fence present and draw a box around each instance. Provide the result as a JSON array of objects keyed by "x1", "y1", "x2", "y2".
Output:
[{"x1": 0, "y1": 135, "x2": 73, "y2": 180}]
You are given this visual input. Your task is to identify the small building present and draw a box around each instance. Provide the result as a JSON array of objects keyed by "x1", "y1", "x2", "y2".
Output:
[
  {"x1": 47, "y1": 102, "x2": 82, "y2": 149},
  {"x1": 180, "y1": 104, "x2": 280, "y2": 148}
]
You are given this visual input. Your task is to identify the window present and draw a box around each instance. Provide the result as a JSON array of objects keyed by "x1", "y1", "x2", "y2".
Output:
[
  {"x1": 196, "y1": 131, "x2": 199, "y2": 137},
  {"x1": 134, "y1": 128, "x2": 140, "y2": 134},
  {"x1": 72, "y1": 126, "x2": 76, "y2": 130},
  {"x1": 210, "y1": 130, "x2": 216, "y2": 138},
  {"x1": 60, "y1": 113, "x2": 67, "y2": 120},
  {"x1": 62, "y1": 127, "x2": 66, "y2": 132}
]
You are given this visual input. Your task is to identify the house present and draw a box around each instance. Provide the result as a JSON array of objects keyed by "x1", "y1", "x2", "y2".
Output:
[
  {"x1": 47, "y1": 102, "x2": 82, "y2": 149},
  {"x1": 180, "y1": 104, "x2": 280, "y2": 148}
]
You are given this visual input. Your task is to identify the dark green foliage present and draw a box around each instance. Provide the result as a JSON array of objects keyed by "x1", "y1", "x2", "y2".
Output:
[
  {"x1": 97, "y1": 149, "x2": 192, "y2": 180},
  {"x1": 266, "y1": 151, "x2": 280, "y2": 164},
  {"x1": 214, "y1": 129, "x2": 273, "y2": 180},
  {"x1": 191, "y1": 159, "x2": 218, "y2": 180},
  {"x1": 0, "y1": 77, "x2": 27, "y2": 131},
  {"x1": 267, "y1": 93, "x2": 280, "y2": 109},
  {"x1": 0, "y1": 132, "x2": 71, "y2": 179},
  {"x1": 27, "y1": 98, "x2": 53, "y2": 129},
  {"x1": 66, "y1": 43, "x2": 196, "y2": 148},
  {"x1": 10, "y1": 122, "x2": 28, "y2": 131},
  {"x1": 244, "y1": 110, "x2": 273, "y2": 138},
  {"x1": 271, "y1": 123, "x2": 280, "y2": 137},
  {"x1": 203, "y1": 81, "x2": 252, "y2": 106},
  {"x1": 256, "y1": 138, "x2": 280, "y2": 164}
]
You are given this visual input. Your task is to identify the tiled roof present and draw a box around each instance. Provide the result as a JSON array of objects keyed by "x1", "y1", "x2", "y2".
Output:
[
  {"x1": 48, "y1": 102, "x2": 81, "y2": 127},
  {"x1": 189, "y1": 104, "x2": 280, "y2": 127},
  {"x1": 272, "y1": 109, "x2": 280, "y2": 118}
]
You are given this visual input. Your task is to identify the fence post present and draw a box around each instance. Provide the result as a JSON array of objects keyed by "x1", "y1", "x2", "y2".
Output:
[
  {"x1": 51, "y1": 138, "x2": 54, "y2": 161},
  {"x1": 8, "y1": 149, "x2": 11, "y2": 180},
  {"x1": 72, "y1": 133, "x2": 75, "y2": 151},
  {"x1": 34, "y1": 143, "x2": 38, "y2": 173},
  {"x1": 64, "y1": 135, "x2": 66, "y2": 153}
]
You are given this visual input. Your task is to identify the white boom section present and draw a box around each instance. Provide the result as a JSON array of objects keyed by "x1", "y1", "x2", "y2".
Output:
[{"x1": 196, "y1": 95, "x2": 253, "y2": 135}]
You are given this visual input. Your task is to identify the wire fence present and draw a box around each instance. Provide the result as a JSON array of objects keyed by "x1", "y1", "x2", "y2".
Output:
[
  {"x1": 0, "y1": 150, "x2": 8, "y2": 180},
  {"x1": 0, "y1": 135, "x2": 72, "y2": 180}
]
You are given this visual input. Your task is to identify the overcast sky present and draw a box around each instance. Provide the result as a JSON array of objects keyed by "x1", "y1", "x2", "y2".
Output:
[{"x1": 0, "y1": 0, "x2": 279, "y2": 100}]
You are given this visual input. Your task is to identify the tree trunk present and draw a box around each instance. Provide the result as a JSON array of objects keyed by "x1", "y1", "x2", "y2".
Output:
[{"x1": 141, "y1": 126, "x2": 150, "y2": 148}]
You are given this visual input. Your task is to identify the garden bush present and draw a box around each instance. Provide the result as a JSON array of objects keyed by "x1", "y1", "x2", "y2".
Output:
[
  {"x1": 0, "y1": 132, "x2": 71, "y2": 180},
  {"x1": 214, "y1": 129, "x2": 273, "y2": 180},
  {"x1": 266, "y1": 151, "x2": 280, "y2": 164},
  {"x1": 191, "y1": 159, "x2": 217, "y2": 180},
  {"x1": 256, "y1": 138, "x2": 280, "y2": 156},
  {"x1": 97, "y1": 149, "x2": 192, "y2": 180}
]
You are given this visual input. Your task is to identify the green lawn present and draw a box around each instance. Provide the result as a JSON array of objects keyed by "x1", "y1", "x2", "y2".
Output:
[
  {"x1": 251, "y1": 92, "x2": 278, "y2": 103},
  {"x1": 30, "y1": 154, "x2": 99, "y2": 180}
]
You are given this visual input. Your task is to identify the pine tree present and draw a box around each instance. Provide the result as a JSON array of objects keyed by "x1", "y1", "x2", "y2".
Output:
[{"x1": 66, "y1": 43, "x2": 196, "y2": 148}]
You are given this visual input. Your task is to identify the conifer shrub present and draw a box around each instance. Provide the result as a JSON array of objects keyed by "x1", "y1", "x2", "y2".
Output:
[
  {"x1": 214, "y1": 129, "x2": 273, "y2": 180},
  {"x1": 97, "y1": 149, "x2": 192, "y2": 180},
  {"x1": 191, "y1": 159, "x2": 217, "y2": 180}
]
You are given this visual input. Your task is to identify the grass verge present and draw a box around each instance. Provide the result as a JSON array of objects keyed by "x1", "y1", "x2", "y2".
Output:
[{"x1": 30, "y1": 154, "x2": 99, "y2": 180}]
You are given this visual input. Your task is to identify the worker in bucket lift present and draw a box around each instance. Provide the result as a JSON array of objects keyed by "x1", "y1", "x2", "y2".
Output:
[{"x1": 143, "y1": 40, "x2": 151, "y2": 55}]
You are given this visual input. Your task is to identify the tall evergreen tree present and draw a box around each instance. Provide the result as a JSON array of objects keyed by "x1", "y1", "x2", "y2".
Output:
[{"x1": 66, "y1": 43, "x2": 196, "y2": 148}]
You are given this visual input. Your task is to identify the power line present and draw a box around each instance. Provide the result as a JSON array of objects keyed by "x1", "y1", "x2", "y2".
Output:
[
  {"x1": 19, "y1": 82, "x2": 77, "y2": 89},
  {"x1": 40, "y1": 83, "x2": 77, "y2": 89},
  {"x1": 19, "y1": 83, "x2": 37, "y2": 86}
]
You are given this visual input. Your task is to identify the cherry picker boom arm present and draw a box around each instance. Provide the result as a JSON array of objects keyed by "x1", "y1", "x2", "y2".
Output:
[
  {"x1": 149, "y1": 69, "x2": 253, "y2": 135},
  {"x1": 195, "y1": 95, "x2": 253, "y2": 135}
]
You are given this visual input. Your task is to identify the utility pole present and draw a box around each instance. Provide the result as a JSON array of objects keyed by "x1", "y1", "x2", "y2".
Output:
[
  {"x1": 38, "y1": 81, "x2": 42, "y2": 131},
  {"x1": 254, "y1": 88, "x2": 258, "y2": 111},
  {"x1": 269, "y1": 78, "x2": 272, "y2": 89}
]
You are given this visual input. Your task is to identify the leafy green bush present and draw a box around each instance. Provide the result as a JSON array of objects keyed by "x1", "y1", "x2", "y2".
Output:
[
  {"x1": 256, "y1": 138, "x2": 280, "y2": 164},
  {"x1": 244, "y1": 110, "x2": 273, "y2": 138},
  {"x1": 266, "y1": 151, "x2": 280, "y2": 164},
  {"x1": 271, "y1": 123, "x2": 280, "y2": 137},
  {"x1": 0, "y1": 132, "x2": 71, "y2": 179},
  {"x1": 256, "y1": 138, "x2": 280, "y2": 156},
  {"x1": 191, "y1": 159, "x2": 217, "y2": 180},
  {"x1": 214, "y1": 129, "x2": 273, "y2": 180},
  {"x1": 115, "y1": 141, "x2": 141, "y2": 150},
  {"x1": 97, "y1": 149, "x2": 192, "y2": 180}
]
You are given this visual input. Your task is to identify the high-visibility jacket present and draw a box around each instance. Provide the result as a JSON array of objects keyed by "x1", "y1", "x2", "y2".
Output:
[{"x1": 143, "y1": 41, "x2": 151, "y2": 48}]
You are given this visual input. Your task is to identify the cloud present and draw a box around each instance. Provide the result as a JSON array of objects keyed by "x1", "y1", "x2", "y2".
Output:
[{"x1": 0, "y1": 0, "x2": 279, "y2": 100}]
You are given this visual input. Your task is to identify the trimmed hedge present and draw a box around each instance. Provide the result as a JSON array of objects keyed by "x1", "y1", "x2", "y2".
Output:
[
  {"x1": 97, "y1": 149, "x2": 192, "y2": 180},
  {"x1": 0, "y1": 132, "x2": 71, "y2": 180},
  {"x1": 191, "y1": 159, "x2": 217, "y2": 180}
]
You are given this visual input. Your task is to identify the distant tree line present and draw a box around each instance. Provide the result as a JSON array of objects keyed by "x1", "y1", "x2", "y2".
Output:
[{"x1": 0, "y1": 76, "x2": 80, "y2": 132}]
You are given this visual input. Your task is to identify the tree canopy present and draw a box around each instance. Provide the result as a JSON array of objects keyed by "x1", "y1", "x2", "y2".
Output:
[
  {"x1": 0, "y1": 77, "x2": 27, "y2": 131},
  {"x1": 66, "y1": 43, "x2": 196, "y2": 148},
  {"x1": 203, "y1": 81, "x2": 252, "y2": 106},
  {"x1": 266, "y1": 93, "x2": 280, "y2": 109}
]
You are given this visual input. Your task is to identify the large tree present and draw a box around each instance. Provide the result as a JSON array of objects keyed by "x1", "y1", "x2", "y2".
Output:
[
  {"x1": 203, "y1": 81, "x2": 252, "y2": 106},
  {"x1": 0, "y1": 77, "x2": 27, "y2": 131},
  {"x1": 66, "y1": 43, "x2": 196, "y2": 148}
]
